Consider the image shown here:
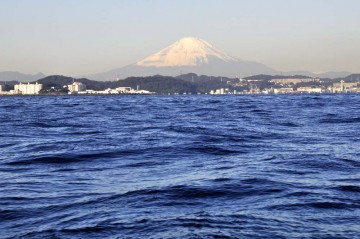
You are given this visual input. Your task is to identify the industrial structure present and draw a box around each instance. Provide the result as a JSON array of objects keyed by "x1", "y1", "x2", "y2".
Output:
[
  {"x1": 13, "y1": 82, "x2": 43, "y2": 95},
  {"x1": 67, "y1": 82, "x2": 86, "y2": 93}
]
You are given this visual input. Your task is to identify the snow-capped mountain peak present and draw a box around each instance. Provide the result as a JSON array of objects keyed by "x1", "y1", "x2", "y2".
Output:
[
  {"x1": 82, "y1": 37, "x2": 278, "y2": 80},
  {"x1": 136, "y1": 37, "x2": 238, "y2": 67}
]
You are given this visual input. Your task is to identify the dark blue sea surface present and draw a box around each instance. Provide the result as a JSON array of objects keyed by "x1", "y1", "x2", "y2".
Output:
[{"x1": 1, "y1": 94, "x2": 360, "y2": 239}]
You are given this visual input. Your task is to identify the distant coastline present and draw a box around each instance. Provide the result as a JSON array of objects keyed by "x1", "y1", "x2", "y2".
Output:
[{"x1": 1, "y1": 73, "x2": 360, "y2": 96}]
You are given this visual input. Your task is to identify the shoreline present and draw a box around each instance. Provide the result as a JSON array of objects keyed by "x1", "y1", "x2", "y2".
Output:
[{"x1": 0, "y1": 92, "x2": 358, "y2": 97}]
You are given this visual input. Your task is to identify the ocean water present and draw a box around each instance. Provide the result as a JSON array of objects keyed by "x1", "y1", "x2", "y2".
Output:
[{"x1": 1, "y1": 94, "x2": 360, "y2": 239}]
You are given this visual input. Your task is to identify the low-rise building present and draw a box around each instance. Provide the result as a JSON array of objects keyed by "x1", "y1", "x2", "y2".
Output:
[
  {"x1": 347, "y1": 87, "x2": 360, "y2": 93},
  {"x1": 274, "y1": 88, "x2": 294, "y2": 94},
  {"x1": 76, "y1": 87, "x2": 154, "y2": 95},
  {"x1": 297, "y1": 87, "x2": 322, "y2": 93},
  {"x1": 68, "y1": 82, "x2": 86, "y2": 93},
  {"x1": 332, "y1": 82, "x2": 358, "y2": 93},
  {"x1": 116, "y1": 87, "x2": 132, "y2": 93},
  {"x1": 14, "y1": 82, "x2": 43, "y2": 95},
  {"x1": 210, "y1": 88, "x2": 231, "y2": 94}
]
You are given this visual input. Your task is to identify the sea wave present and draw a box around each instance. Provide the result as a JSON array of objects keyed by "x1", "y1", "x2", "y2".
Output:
[{"x1": 1, "y1": 94, "x2": 360, "y2": 238}]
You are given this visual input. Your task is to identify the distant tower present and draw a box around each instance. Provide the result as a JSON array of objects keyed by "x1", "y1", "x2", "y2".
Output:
[
  {"x1": 116, "y1": 74, "x2": 120, "y2": 81},
  {"x1": 340, "y1": 80, "x2": 344, "y2": 92},
  {"x1": 137, "y1": 85, "x2": 139, "y2": 91}
]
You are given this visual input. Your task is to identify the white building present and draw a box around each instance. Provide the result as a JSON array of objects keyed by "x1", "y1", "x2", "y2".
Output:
[
  {"x1": 75, "y1": 86, "x2": 154, "y2": 95},
  {"x1": 347, "y1": 87, "x2": 360, "y2": 93},
  {"x1": 104, "y1": 88, "x2": 120, "y2": 94},
  {"x1": 274, "y1": 88, "x2": 294, "y2": 94},
  {"x1": 332, "y1": 81, "x2": 358, "y2": 93},
  {"x1": 136, "y1": 90, "x2": 153, "y2": 94},
  {"x1": 297, "y1": 87, "x2": 322, "y2": 93},
  {"x1": 0, "y1": 85, "x2": 4, "y2": 92},
  {"x1": 210, "y1": 88, "x2": 230, "y2": 95},
  {"x1": 14, "y1": 82, "x2": 43, "y2": 95},
  {"x1": 116, "y1": 87, "x2": 132, "y2": 93},
  {"x1": 68, "y1": 82, "x2": 86, "y2": 93}
]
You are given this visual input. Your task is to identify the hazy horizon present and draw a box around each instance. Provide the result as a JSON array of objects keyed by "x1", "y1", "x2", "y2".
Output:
[{"x1": 1, "y1": 0, "x2": 359, "y2": 76}]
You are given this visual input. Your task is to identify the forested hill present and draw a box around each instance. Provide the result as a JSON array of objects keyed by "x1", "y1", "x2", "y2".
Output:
[{"x1": 34, "y1": 75, "x2": 233, "y2": 94}]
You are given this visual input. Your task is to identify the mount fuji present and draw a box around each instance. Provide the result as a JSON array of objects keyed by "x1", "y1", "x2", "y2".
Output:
[{"x1": 84, "y1": 37, "x2": 279, "y2": 80}]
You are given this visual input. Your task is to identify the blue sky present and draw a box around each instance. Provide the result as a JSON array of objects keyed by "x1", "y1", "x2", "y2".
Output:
[{"x1": 0, "y1": 0, "x2": 359, "y2": 76}]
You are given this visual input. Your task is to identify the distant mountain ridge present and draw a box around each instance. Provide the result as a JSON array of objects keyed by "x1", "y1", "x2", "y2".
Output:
[
  {"x1": 81, "y1": 37, "x2": 353, "y2": 80},
  {"x1": 286, "y1": 70, "x2": 353, "y2": 79},
  {"x1": 0, "y1": 71, "x2": 45, "y2": 82}
]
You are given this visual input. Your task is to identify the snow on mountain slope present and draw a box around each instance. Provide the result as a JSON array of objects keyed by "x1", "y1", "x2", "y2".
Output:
[
  {"x1": 136, "y1": 37, "x2": 238, "y2": 67},
  {"x1": 82, "y1": 37, "x2": 279, "y2": 80}
]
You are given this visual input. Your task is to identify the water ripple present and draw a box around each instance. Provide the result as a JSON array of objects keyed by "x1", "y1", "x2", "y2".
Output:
[{"x1": 1, "y1": 94, "x2": 360, "y2": 238}]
